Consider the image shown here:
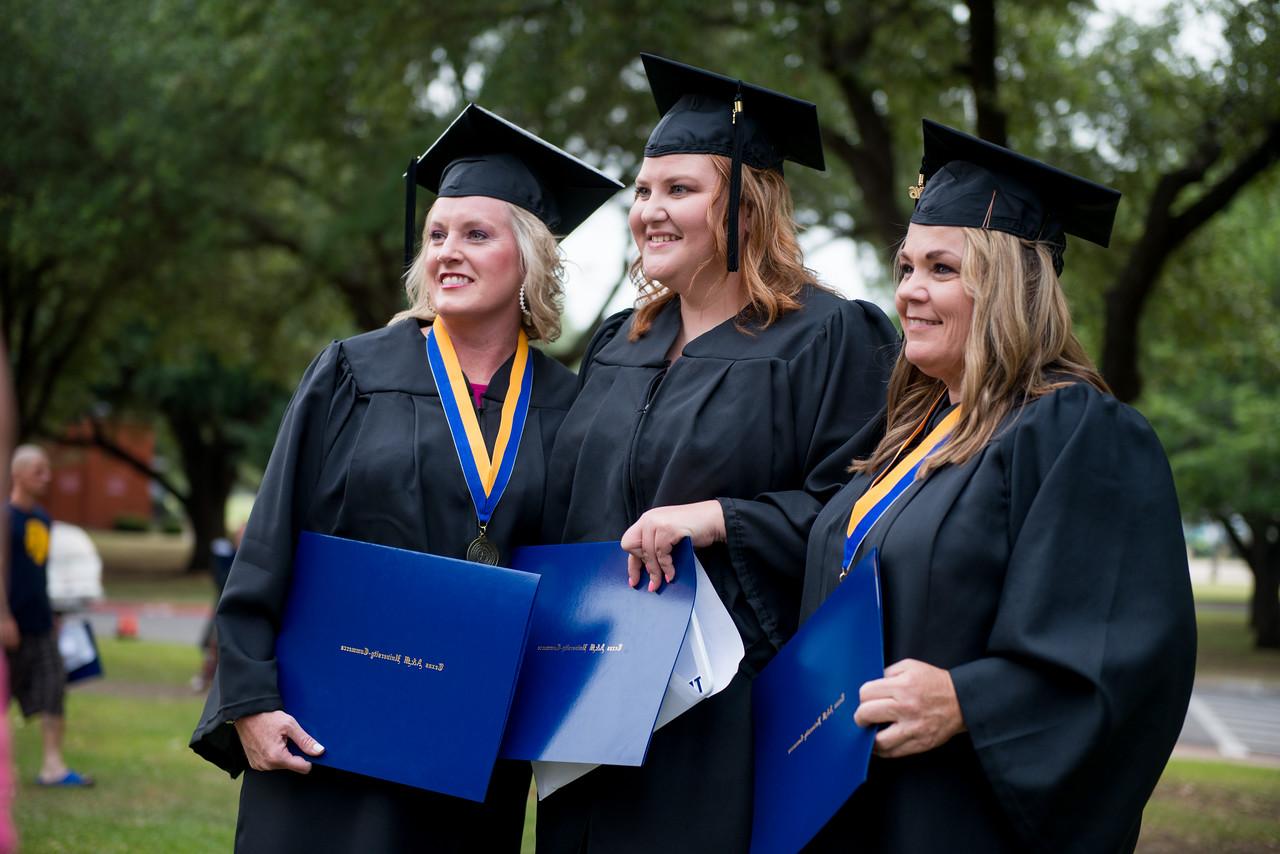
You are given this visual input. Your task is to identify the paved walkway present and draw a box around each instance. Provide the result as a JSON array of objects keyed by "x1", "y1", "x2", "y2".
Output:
[
  {"x1": 85, "y1": 599, "x2": 211, "y2": 646},
  {"x1": 1179, "y1": 680, "x2": 1280, "y2": 764}
]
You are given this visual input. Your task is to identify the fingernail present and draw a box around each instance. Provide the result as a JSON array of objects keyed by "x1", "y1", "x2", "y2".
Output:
[{"x1": 314, "y1": 743, "x2": 325, "y2": 753}]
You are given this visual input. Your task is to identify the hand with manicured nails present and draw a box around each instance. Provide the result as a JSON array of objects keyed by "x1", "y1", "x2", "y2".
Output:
[
  {"x1": 620, "y1": 500, "x2": 726, "y2": 592},
  {"x1": 854, "y1": 658, "x2": 966, "y2": 758},
  {"x1": 234, "y1": 711, "x2": 325, "y2": 774}
]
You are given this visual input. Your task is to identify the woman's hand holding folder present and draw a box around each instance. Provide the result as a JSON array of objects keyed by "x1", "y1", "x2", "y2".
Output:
[
  {"x1": 621, "y1": 501, "x2": 726, "y2": 593},
  {"x1": 234, "y1": 711, "x2": 326, "y2": 774}
]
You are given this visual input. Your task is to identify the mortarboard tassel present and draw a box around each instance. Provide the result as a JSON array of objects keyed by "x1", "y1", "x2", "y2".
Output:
[
  {"x1": 726, "y1": 84, "x2": 745, "y2": 273},
  {"x1": 404, "y1": 156, "x2": 419, "y2": 270}
]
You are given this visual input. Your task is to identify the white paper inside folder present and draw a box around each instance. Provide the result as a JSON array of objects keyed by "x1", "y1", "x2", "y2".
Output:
[{"x1": 532, "y1": 559, "x2": 746, "y2": 799}]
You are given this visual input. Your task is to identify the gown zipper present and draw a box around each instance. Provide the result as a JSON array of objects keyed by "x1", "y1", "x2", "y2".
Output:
[{"x1": 624, "y1": 362, "x2": 669, "y2": 521}]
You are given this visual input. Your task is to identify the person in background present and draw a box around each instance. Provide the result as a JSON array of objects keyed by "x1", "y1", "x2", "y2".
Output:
[
  {"x1": 539, "y1": 54, "x2": 897, "y2": 852},
  {"x1": 7, "y1": 444, "x2": 94, "y2": 788},
  {"x1": 800, "y1": 120, "x2": 1196, "y2": 852}
]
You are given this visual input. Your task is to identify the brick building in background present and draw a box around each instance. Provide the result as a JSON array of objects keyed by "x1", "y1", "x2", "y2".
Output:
[{"x1": 44, "y1": 421, "x2": 155, "y2": 530}]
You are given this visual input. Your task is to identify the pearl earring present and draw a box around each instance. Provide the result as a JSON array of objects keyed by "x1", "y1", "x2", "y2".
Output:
[{"x1": 519, "y1": 283, "x2": 531, "y2": 320}]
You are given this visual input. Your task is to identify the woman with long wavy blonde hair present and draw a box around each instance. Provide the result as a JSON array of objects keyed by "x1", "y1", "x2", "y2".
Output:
[
  {"x1": 800, "y1": 120, "x2": 1195, "y2": 853},
  {"x1": 539, "y1": 55, "x2": 898, "y2": 853}
]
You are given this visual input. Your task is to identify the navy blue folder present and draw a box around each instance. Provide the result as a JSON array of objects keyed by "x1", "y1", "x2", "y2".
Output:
[
  {"x1": 500, "y1": 540, "x2": 696, "y2": 765},
  {"x1": 275, "y1": 532, "x2": 539, "y2": 801},
  {"x1": 750, "y1": 549, "x2": 884, "y2": 854}
]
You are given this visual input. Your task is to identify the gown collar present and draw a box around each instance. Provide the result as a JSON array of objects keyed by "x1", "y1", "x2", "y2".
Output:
[
  {"x1": 594, "y1": 299, "x2": 681, "y2": 367},
  {"x1": 593, "y1": 296, "x2": 771, "y2": 367},
  {"x1": 341, "y1": 317, "x2": 520, "y2": 400}
]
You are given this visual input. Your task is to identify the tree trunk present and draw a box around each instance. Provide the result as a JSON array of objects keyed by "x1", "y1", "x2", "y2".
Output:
[
  {"x1": 965, "y1": 0, "x2": 1008, "y2": 148},
  {"x1": 168, "y1": 414, "x2": 236, "y2": 573},
  {"x1": 186, "y1": 472, "x2": 233, "y2": 575},
  {"x1": 1227, "y1": 514, "x2": 1280, "y2": 649},
  {"x1": 1255, "y1": 561, "x2": 1280, "y2": 649},
  {"x1": 817, "y1": 20, "x2": 910, "y2": 251},
  {"x1": 1242, "y1": 514, "x2": 1280, "y2": 649}
]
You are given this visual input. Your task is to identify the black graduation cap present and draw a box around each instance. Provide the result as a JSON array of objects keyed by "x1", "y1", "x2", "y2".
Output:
[
  {"x1": 640, "y1": 53, "x2": 825, "y2": 272},
  {"x1": 909, "y1": 119, "x2": 1121, "y2": 274},
  {"x1": 403, "y1": 104, "x2": 623, "y2": 266}
]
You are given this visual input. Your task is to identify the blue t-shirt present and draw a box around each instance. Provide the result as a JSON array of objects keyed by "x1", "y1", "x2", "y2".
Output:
[{"x1": 8, "y1": 504, "x2": 54, "y2": 636}]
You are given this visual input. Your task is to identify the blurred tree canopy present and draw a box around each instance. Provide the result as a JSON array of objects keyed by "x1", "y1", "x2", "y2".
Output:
[
  {"x1": 1144, "y1": 175, "x2": 1280, "y2": 647},
  {"x1": 3, "y1": 0, "x2": 1278, "y2": 627}
]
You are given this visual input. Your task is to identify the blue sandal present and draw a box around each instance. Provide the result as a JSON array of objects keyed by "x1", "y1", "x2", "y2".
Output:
[{"x1": 36, "y1": 770, "x2": 94, "y2": 787}]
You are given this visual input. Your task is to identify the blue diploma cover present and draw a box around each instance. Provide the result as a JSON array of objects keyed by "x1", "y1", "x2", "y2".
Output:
[
  {"x1": 750, "y1": 549, "x2": 884, "y2": 854},
  {"x1": 275, "y1": 532, "x2": 539, "y2": 801},
  {"x1": 500, "y1": 540, "x2": 696, "y2": 765}
]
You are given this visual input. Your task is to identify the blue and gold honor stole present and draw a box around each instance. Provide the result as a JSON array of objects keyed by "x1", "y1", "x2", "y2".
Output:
[
  {"x1": 840, "y1": 398, "x2": 963, "y2": 579},
  {"x1": 425, "y1": 318, "x2": 534, "y2": 564}
]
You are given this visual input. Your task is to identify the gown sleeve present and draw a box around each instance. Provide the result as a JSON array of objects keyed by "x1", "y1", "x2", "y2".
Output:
[
  {"x1": 189, "y1": 342, "x2": 354, "y2": 775},
  {"x1": 718, "y1": 300, "x2": 897, "y2": 647},
  {"x1": 947, "y1": 384, "x2": 1197, "y2": 850}
]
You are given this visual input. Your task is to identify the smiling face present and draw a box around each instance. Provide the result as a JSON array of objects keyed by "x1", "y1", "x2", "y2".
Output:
[
  {"x1": 628, "y1": 154, "x2": 723, "y2": 294},
  {"x1": 424, "y1": 195, "x2": 523, "y2": 328},
  {"x1": 895, "y1": 223, "x2": 975, "y2": 400}
]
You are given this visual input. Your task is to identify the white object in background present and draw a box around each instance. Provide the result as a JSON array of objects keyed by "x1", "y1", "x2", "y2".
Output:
[
  {"x1": 46, "y1": 522, "x2": 105, "y2": 611},
  {"x1": 58, "y1": 618, "x2": 99, "y2": 673},
  {"x1": 532, "y1": 558, "x2": 745, "y2": 799}
]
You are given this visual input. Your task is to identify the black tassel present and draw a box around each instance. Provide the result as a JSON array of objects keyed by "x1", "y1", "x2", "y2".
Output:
[
  {"x1": 404, "y1": 156, "x2": 419, "y2": 270},
  {"x1": 726, "y1": 84, "x2": 745, "y2": 273}
]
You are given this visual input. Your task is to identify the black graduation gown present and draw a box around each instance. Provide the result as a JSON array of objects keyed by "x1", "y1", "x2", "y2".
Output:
[
  {"x1": 538, "y1": 287, "x2": 899, "y2": 853},
  {"x1": 188, "y1": 317, "x2": 577, "y2": 854},
  {"x1": 799, "y1": 382, "x2": 1197, "y2": 853}
]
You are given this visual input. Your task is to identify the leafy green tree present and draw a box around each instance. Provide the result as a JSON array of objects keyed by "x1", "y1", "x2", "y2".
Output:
[
  {"x1": 1144, "y1": 177, "x2": 1280, "y2": 647},
  {"x1": 2, "y1": 0, "x2": 348, "y2": 565},
  {"x1": 2, "y1": 0, "x2": 202, "y2": 436}
]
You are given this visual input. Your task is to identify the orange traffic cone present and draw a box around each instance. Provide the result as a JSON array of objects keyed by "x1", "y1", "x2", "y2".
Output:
[{"x1": 117, "y1": 612, "x2": 139, "y2": 640}]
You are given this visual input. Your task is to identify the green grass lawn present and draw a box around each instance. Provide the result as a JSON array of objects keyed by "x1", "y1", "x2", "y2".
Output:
[
  {"x1": 1196, "y1": 609, "x2": 1280, "y2": 685},
  {"x1": 10, "y1": 639, "x2": 239, "y2": 853},
  {"x1": 1140, "y1": 758, "x2": 1280, "y2": 852},
  {"x1": 1192, "y1": 580, "x2": 1253, "y2": 606}
]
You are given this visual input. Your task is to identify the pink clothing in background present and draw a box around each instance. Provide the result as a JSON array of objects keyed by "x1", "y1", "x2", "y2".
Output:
[
  {"x1": 469, "y1": 383, "x2": 487, "y2": 410},
  {"x1": 0, "y1": 655, "x2": 18, "y2": 853}
]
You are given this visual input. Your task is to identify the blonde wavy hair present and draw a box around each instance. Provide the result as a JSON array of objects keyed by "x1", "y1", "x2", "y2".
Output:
[
  {"x1": 853, "y1": 227, "x2": 1108, "y2": 478},
  {"x1": 628, "y1": 155, "x2": 823, "y2": 340},
  {"x1": 392, "y1": 200, "x2": 565, "y2": 342}
]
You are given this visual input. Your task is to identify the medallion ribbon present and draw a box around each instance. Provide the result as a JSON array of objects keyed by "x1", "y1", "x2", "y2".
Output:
[
  {"x1": 841, "y1": 404, "x2": 963, "y2": 577},
  {"x1": 426, "y1": 319, "x2": 533, "y2": 536}
]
